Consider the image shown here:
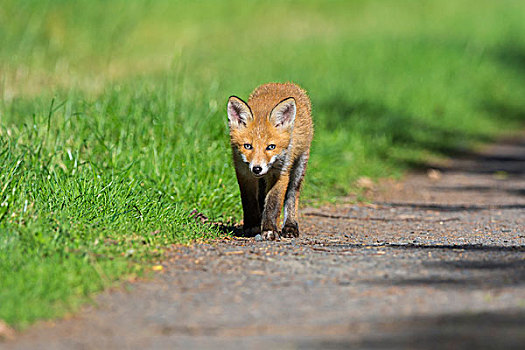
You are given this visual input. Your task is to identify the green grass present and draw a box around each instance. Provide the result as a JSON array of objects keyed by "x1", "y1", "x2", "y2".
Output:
[{"x1": 1, "y1": 0, "x2": 525, "y2": 328}]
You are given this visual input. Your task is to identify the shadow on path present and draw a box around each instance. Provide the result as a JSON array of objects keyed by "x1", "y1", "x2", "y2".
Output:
[
  {"x1": 304, "y1": 310, "x2": 525, "y2": 350},
  {"x1": 429, "y1": 131, "x2": 525, "y2": 175},
  {"x1": 375, "y1": 202, "x2": 525, "y2": 211}
]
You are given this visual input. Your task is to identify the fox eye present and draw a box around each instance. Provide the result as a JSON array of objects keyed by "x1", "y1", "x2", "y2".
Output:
[
  {"x1": 266, "y1": 144, "x2": 276, "y2": 151},
  {"x1": 243, "y1": 143, "x2": 253, "y2": 150}
]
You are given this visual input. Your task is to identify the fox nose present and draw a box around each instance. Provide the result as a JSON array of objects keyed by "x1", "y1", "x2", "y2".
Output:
[{"x1": 252, "y1": 166, "x2": 262, "y2": 175}]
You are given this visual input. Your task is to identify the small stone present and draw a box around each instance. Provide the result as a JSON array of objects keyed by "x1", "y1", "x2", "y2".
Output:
[
  {"x1": 427, "y1": 168, "x2": 442, "y2": 180},
  {"x1": 254, "y1": 234, "x2": 263, "y2": 241},
  {"x1": 305, "y1": 280, "x2": 314, "y2": 288}
]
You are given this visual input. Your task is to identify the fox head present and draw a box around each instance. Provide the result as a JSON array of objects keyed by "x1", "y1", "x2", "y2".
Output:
[{"x1": 227, "y1": 96, "x2": 296, "y2": 177}]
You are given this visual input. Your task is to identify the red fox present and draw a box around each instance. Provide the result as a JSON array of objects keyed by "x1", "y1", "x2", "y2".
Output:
[{"x1": 227, "y1": 83, "x2": 313, "y2": 240}]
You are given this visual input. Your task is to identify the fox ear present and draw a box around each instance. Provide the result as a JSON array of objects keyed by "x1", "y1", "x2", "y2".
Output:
[
  {"x1": 269, "y1": 97, "x2": 296, "y2": 129},
  {"x1": 227, "y1": 96, "x2": 252, "y2": 129}
]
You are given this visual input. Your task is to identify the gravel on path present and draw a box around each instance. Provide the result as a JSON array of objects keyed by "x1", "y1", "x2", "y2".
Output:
[{"x1": 5, "y1": 136, "x2": 525, "y2": 350}]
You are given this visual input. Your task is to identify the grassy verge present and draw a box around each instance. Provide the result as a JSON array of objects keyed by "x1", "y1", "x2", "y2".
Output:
[{"x1": 1, "y1": 0, "x2": 525, "y2": 328}]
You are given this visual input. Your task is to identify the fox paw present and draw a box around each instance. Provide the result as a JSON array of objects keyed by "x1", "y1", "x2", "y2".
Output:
[
  {"x1": 261, "y1": 230, "x2": 280, "y2": 241},
  {"x1": 281, "y1": 222, "x2": 300, "y2": 238},
  {"x1": 244, "y1": 226, "x2": 261, "y2": 237}
]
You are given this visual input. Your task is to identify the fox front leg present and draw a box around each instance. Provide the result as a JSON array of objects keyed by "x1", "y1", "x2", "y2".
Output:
[
  {"x1": 281, "y1": 152, "x2": 309, "y2": 238},
  {"x1": 236, "y1": 172, "x2": 262, "y2": 236},
  {"x1": 260, "y1": 174, "x2": 289, "y2": 240}
]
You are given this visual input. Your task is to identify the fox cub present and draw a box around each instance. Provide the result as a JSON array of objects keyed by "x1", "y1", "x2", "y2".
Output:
[{"x1": 227, "y1": 83, "x2": 313, "y2": 240}]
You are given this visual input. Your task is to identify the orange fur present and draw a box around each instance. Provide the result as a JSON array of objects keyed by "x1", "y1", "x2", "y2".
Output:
[{"x1": 227, "y1": 83, "x2": 313, "y2": 240}]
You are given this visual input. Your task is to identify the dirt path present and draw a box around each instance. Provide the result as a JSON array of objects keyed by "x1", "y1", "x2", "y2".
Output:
[{"x1": 5, "y1": 137, "x2": 525, "y2": 349}]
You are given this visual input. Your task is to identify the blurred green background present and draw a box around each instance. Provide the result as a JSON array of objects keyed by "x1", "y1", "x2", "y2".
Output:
[{"x1": 1, "y1": 0, "x2": 524, "y2": 328}]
